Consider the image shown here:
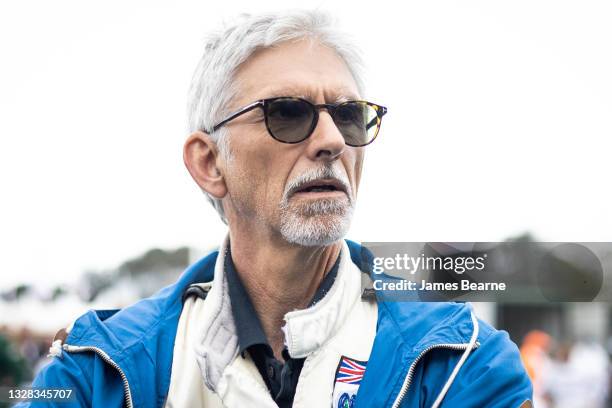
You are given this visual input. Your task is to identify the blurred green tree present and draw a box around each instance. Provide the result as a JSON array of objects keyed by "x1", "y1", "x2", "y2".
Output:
[{"x1": 0, "y1": 333, "x2": 29, "y2": 386}]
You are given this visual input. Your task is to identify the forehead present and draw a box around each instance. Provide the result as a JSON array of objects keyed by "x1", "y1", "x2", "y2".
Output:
[{"x1": 233, "y1": 39, "x2": 361, "y2": 105}]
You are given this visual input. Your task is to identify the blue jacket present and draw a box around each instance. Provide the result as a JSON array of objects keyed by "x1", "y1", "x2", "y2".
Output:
[{"x1": 24, "y1": 241, "x2": 532, "y2": 407}]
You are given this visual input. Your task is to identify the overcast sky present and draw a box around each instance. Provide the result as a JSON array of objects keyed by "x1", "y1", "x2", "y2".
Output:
[{"x1": 1, "y1": 0, "x2": 611, "y2": 288}]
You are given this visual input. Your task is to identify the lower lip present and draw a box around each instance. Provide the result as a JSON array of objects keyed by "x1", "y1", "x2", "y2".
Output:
[{"x1": 292, "y1": 190, "x2": 347, "y2": 199}]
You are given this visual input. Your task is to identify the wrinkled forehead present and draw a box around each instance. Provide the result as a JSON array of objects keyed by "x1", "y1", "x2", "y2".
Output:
[
  {"x1": 231, "y1": 39, "x2": 361, "y2": 108},
  {"x1": 256, "y1": 83, "x2": 360, "y2": 104}
]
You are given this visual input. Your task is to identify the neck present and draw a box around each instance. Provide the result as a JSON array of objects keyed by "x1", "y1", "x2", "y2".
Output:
[{"x1": 228, "y1": 229, "x2": 341, "y2": 360}]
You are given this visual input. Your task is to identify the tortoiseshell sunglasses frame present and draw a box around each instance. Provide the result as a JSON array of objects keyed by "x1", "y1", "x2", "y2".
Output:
[{"x1": 209, "y1": 97, "x2": 387, "y2": 147}]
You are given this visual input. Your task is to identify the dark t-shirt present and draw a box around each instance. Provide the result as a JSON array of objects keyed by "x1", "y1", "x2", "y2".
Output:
[{"x1": 224, "y1": 248, "x2": 339, "y2": 408}]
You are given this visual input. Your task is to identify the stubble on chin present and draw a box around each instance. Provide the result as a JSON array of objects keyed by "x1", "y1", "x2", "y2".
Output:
[{"x1": 278, "y1": 195, "x2": 354, "y2": 247}]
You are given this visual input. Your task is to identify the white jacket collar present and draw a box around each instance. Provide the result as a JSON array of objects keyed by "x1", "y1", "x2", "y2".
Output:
[
  {"x1": 194, "y1": 236, "x2": 363, "y2": 391},
  {"x1": 283, "y1": 240, "x2": 362, "y2": 358}
]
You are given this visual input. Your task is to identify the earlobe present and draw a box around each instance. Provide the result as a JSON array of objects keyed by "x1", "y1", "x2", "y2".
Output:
[{"x1": 183, "y1": 131, "x2": 228, "y2": 199}]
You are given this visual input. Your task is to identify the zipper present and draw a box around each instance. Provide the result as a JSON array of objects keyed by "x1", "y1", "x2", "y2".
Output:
[
  {"x1": 63, "y1": 344, "x2": 133, "y2": 408},
  {"x1": 390, "y1": 341, "x2": 480, "y2": 408}
]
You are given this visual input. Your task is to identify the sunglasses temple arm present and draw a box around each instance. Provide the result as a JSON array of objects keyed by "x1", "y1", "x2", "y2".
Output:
[{"x1": 211, "y1": 101, "x2": 262, "y2": 132}]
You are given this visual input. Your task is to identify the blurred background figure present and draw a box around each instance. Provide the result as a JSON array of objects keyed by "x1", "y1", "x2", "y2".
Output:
[
  {"x1": 520, "y1": 330, "x2": 552, "y2": 408},
  {"x1": 542, "y1": 339, "x2": 609, "y2": 408}
]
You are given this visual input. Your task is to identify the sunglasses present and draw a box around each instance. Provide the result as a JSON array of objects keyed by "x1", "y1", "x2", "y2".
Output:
[{"x1": 210, "y1": 97, "x2": 388, "y2": 147}]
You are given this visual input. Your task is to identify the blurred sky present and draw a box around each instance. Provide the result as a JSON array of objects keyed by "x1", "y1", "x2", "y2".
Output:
[{"x1": 1, "y1": 0, "x2": 611, "y2": 288}]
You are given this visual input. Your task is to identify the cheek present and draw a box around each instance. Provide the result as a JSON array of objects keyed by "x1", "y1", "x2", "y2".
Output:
[
  {"x1": 346, "y1": 150, "x2": 364, "y2": 193},
  {"x1": 228, "y1": 155, "x2": 267, "y2": 201},
  {"x1": 355, "y1": 153, "x2": 364, "y2": 185},
  {"x1": 226, "y1": 137, "x2": 293, "y2": 210}
]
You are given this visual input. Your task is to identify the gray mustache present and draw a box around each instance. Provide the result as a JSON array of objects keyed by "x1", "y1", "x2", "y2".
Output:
[{"x1": 284, "y1": 166, "x2": 352, "y2": 199}]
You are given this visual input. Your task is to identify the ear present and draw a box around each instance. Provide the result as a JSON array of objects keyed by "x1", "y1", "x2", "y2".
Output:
[{"x1": 183, "y1": 131, "x2": 228, "y2": 199}]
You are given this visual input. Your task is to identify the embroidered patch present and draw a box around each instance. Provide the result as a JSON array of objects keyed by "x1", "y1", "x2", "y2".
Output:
[{"x1": 332, "y1": 356, "x2": 367, "y2": 408}]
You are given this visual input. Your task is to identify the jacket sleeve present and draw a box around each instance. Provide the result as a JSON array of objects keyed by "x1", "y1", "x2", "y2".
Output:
[
  {"x1": 14, "y1": 351, "x2": 125, "y2": 408},
  {"x1": 439, "y1": 322, "x2": 533, "y2": 408}
]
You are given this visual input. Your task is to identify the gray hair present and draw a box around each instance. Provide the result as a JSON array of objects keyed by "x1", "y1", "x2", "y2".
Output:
[{"x1": 187, "y1": 9, "x2": 366, "y2": 224}]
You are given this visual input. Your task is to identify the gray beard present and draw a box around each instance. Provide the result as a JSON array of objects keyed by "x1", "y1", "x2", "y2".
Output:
[{"x1": 278, "y1": 194, "x2": 354, "y2": 247}]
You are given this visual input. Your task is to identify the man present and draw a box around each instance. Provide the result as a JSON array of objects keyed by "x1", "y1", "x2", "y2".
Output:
[{"x1": 26, "y1": 10, "x2": 532, "y2": 407}]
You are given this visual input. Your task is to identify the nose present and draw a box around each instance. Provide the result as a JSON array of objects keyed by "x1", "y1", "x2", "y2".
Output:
[{"x1": 305, "y1": 110, "x2": 345, "y2": 162}]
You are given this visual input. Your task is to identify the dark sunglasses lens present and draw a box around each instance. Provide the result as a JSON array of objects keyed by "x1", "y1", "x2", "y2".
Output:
[
  {"x1": 333, "y1": 102, "x2": 381, "y2": 146},
  {"x1": 266, "y1": 99, "x2": 315, "y2": 143}
]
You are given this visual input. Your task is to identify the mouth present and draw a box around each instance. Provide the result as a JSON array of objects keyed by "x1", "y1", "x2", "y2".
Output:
[{"x1": 291, "y1": 178, "x2": 348, "y2": 198}]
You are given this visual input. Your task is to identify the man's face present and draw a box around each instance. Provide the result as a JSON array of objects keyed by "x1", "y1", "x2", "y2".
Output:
[{"x1": 220, "y1": 39, "x2": 364, "y2": 246}]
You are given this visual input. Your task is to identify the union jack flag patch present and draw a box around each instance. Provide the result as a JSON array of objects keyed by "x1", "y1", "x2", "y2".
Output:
[
  {"x1": 336, "y1": 356, "x2": 367, "y2": 384},
  {"x1": 332, "y1": 356, "x2": 368, "y2": 408}
]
